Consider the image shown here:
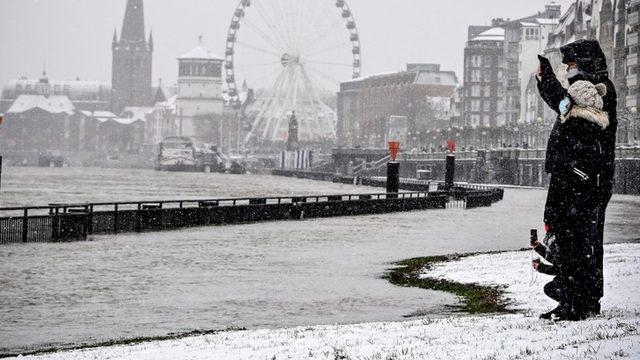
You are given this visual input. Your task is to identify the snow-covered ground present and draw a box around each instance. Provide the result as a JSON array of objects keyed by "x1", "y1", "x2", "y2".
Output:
[{"x1": 19, "y1": 243, "x2": 640, "y2": 360}]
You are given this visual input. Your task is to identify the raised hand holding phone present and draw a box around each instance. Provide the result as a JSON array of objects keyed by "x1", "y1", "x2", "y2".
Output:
[{"x1": 537, "y1": 54, "x2": 553, "y2": 80}]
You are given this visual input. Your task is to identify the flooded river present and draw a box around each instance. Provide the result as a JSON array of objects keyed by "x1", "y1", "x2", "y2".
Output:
[{"x1": 1, "y1": 167, "x2": 639, "y2": 354}]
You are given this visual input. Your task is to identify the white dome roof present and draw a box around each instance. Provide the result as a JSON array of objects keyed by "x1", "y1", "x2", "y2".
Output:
[{"x1": 178, "y1": 46, "x2": 222, "y2": 61}]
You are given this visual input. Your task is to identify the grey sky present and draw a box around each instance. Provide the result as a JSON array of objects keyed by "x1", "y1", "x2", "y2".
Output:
[{"x1": 0, "y1": 0, "x2": 573, "y2": 88}]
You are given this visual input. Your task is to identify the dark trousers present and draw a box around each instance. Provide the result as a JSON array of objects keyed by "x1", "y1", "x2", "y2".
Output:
[
  {"x1": 544, "y1": 276, "x2": 575, "y2": 304},
  {"x1": 592, "y1": 192, "x2": 611, "y2": 301}
]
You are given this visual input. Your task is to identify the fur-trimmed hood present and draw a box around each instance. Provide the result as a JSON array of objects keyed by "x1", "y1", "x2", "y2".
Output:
[
  {"x1": 560, "y1": 80, "x2": 609, "y2": 129},
  {"x1": 561, "y1": 106, "x2": 609, "y2": 129}
]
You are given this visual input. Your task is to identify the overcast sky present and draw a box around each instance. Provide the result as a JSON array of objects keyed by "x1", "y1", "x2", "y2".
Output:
[{"x1": 0, "y1": 0, "x2": 573, "y2": 88}]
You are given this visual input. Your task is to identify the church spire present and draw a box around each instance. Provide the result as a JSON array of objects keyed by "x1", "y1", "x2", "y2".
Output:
[
  {"x1": 120, "y1": 0, "x2": 146, "y2": 43},
  {"x1": 148, "y1": 30, "x2": 154, "y2": 51},
  {"x1": 112, "y1": 28, "x2": 118, "y2": 50}
]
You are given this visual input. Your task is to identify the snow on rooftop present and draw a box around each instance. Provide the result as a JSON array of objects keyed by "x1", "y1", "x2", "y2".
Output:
[
  {"x1": 341, "y1": 71, "x2": 409, "y2": 84},
  {"x1": 471, "y1": 36, "x2": 505, "y2": 41},
  {"x1": 92, "y1": 111, "x2": 117, "y2": 118},
  {"x1": 471, "y1": 27, "x2": 505, "y2": 41},
  {"x1": 79, "y1": 110, "x2": 116, "y2": 118},
  {"x1": 121, "y1": 106, "x2": 153, "y2": 121},
  {"x1": 536, "y1": 18, "x2": 560, "y2": 25},
  {"x1": 478, "y1": 27, "x2": 505, "y2": 37},
  {"x1": 179, "y1": 46, "x2": 223, "y2": 61},
  {"x1": 414, "y1": 71, "x2": 458, "y2": 87},
  {"x1": 7, "y1": 94, "x2": 75, "y2": 115},
  {"x1": 110, "y1": 117, "x2": 144, "y2": 125}
]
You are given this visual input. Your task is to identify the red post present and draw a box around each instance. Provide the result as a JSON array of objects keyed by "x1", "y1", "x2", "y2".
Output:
[
  {"x1": 388, "y1": 141, "x2": 400, "y2": 161},
  {"x1": 387, "y1": 142, "x2": 401, "y2": 197}
]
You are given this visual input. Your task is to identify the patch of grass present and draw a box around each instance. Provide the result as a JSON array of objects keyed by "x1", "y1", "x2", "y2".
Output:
[{"x1": 382, "y1": 252, "x2": 514, "y2": 314}]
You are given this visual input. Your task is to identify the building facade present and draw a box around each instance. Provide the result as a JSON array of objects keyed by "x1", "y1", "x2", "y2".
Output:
[
  {"x1": 0, "y1": 72, "x2": 111, "y2": 113},
  {"x1": 462, "y1": 24, "x2": 506, "y2": 129},
  {"x1": 175, "y1": 41, "x2": 225, "y2": 144},
  {"x1": 506, "y1": 4, "x2": 561, "y2": 123},
  {"x1": 627, "y1": 0, "x2": 640, "y2": 110},
  {"x1": 459, "y1": 1, "x2": 638, "y2": 149},
  {"x1": 0, "y1": 95, "x2": 75, "y2": 152},
  {"x1": 462, "y1": 5, "x2": 561, "y2": 133},
  {"x1": 111, "y1": 0, "x2": 153, "y2": 114},
  {"x1": 337, "y1": 64, "x2": 458, "y2": 150}
]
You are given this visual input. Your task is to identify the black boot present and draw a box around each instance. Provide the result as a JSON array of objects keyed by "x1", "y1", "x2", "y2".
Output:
[
  {"x1": 539, "y1": 307, "x2": 557, "y2": 319},
  {"x1": 540, "y1": 303, "x2": 574, "y2": 321},
  {"x1": 554, "y1": 302, "x2": 578, "y2": 321},
  {"x1": 539, "y1": 304, "x2": 563, "y2": 319}
]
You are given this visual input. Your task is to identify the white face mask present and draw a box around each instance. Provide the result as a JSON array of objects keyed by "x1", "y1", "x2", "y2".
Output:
[{"x1": 566, "y1": 68, "x2": 581, "y2": 79}]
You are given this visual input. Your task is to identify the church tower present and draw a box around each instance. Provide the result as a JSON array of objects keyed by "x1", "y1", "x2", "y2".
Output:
[{"x1": 111, "y1": 0, "x2": 153, "y2": 114}]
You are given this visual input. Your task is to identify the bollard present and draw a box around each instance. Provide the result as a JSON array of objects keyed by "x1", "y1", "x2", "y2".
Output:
[
  {"x1": 386, "y1": 161, "x2": 400, "y2": 198},
  {"x1": 444, "y1": 154, "x2": 455, "y2": 191},
  {"x1": 444, "y1": 140, "x2": 456, "y2": 191},
  {"x1": 114, "y1": 204, "x2": 119, "y2": 234},
  {"x1": 387, "y1": 141, "x2": 401, "y2": 199},
  {"x1": 22, "y1": 208, "x2": 28, "y2": 243}
]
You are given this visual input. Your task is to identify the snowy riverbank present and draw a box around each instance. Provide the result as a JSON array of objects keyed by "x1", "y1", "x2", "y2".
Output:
[{"x1": 18, "y1": 243, "x2": 640, "y2": 360}]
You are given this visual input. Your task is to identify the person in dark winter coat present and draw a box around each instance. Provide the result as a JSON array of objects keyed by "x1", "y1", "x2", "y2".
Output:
[
  {"x1": 537, "y1": 41, "x2": 617, "y2": 318},
  {"x1": 536, "y1": 53, "x2": 612, "y2": 320}
]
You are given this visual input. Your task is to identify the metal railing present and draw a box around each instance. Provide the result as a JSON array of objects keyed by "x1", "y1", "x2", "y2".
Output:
[
  {"x1": 352, "y1": 155, "x2": 391, "y2": 175},
  {"x1": 1, "y1": 190, "x2": 472, "y2": 244}
]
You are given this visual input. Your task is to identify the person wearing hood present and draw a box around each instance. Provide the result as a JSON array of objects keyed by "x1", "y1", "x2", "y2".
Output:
[
  {"x1": 535, "y1": 79, "x2": 610, "y2": 320},
  {"x1": 535, "y1": 39, "x2": 616, "y2": 320}
]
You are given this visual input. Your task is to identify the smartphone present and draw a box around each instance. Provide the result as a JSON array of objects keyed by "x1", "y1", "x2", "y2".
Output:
[
  {"x1": 537, "y1": 54, "x2": 551, "y2": 65},
  {"x1": 530, "y1": 229, "x2": 538, "y2": 246},
  {"x1": 538, "y1": 55, "x2": 553, "y2": 74}
]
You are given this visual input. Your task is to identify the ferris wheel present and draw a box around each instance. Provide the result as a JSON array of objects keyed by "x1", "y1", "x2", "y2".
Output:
[{"x1": 224, "y1": 0, "x2": 362, "y2": 147}]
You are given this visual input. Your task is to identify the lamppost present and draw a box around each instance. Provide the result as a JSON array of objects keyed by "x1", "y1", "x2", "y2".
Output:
[
  {"x1": 619, "y1": 107, "x2": 638, "y2": 145},
  {"x1": 630, "y1": 107, "x2": 638, "y2": 146},
  {"x1": 472, "y1": 125, "x2": 479, "y2": 149}
]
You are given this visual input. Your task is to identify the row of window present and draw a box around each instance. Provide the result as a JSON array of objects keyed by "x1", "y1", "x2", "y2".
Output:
[
  {"x1": 14, "y1": 84, "x2": 73, "y2": 95},
  {"x1": 521, "y1": 27, "x2": 540, "y2": 41},
  {"x1": 469, "y1": 55, "x2": 494, "y2": 68},
  {"x1": 468, "y1": 113, "x2": 506, "y2": 127},
  {"x1": 468, "y1": 99, "x2": 505, "y2": 112},
  {"x1": 179, "y1": 63, "x2": 222, "y2": 78},
  {"x1": 467, "y1": 84, "x2": 505, "y2": 97},
  {"x1": 468, "y1": 69, "x2": 506, "y2": 83}
]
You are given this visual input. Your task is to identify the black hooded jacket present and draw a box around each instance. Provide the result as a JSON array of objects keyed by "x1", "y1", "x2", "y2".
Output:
[
  {"x1": 536, "y1": 40, "x2": 614, "y2": 273},
  {"x1": 538, "y1": 40, "x2": 617, "y2": 190}
]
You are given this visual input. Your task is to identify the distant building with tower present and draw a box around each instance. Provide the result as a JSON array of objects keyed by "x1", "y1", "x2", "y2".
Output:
[
  {"x1": 111, "y1": 0, "x2": 154, "y2": 114},
  {"x1": 175, "y1": 39, "x2": 225, "y2": 143},
  {"x1": 0, "y1": 0, "x2": 252, "y2": 164}
]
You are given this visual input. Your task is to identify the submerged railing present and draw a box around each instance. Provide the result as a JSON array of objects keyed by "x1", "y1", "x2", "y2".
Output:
[{"x1": 1, "y1": 181, "x2": 503, "y2": 244}]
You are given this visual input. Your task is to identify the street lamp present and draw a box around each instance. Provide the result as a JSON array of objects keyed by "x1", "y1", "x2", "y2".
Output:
[
  {"x1": 631, "y1": 107, "x2": 638, "y2": 145},
  {"x1": 620, "y1": 107, "x2": 638, "y2": 145}
]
